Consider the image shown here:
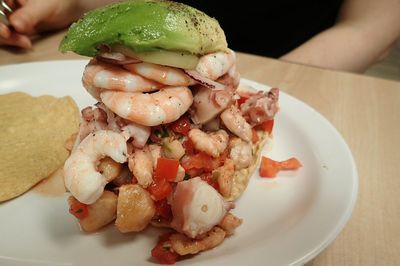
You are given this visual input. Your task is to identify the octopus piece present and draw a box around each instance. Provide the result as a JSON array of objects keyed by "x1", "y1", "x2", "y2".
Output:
[
  {"x1": 170, "y1": 177, "x2": 232, "y2": 238},
  {"x1": 240, "y1": 87, "x2": 280, "y2": 126},
  {"x1": 121, "y1": 122, "x2": 151, "y2": 148}
]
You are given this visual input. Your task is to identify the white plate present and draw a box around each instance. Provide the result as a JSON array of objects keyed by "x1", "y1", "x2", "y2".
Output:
[{"x1": 0, "y1": 60, "x2": 358, "y2": 266}]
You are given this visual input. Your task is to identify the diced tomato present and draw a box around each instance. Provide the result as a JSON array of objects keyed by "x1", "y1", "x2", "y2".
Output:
[
  {"x1": 181, "y1": 152, "x2": 225, "y2": 173},
  {"x1": 259, "y1": 157, "x2": 279, "y2": 177},
  {"x1": 252, "y1": 128, "x2": 259, "y2": 143},
  {"x1": 155, "y1": 157, "x2": 180, "y2": 182},
  {"x1": 279, "y1": 157, "x2": 303, "y2": 170},
  {"x1": 256, "y1": 119, "x2": 274, "y2": 134},
  {"x1": 181, "y1": 152, "x2": 211, "y2": 171},
  {"x1": 182, "y1": 138, "x2": 195, "y2": 155},
  {"x1": 151, "y1": 233, "x2": 179, "y2": 264},
  {"x1": 148, "y1": 178, "x2": 173, "y2": 201},
  {"x1": 236, "y1": 95, "x2": 249, "y2": 106},
  {"x1": 259, "y1": 156, "x2": 302, "y2": 178},
  {"x1": 69, "y1": 198, "x2": 89, "y2": 220},
  {"x1": 170, "y1": 115, "x2": 191, "y2": 136},
  {"x1": 200, "y1": 172, "x2": 219, "y2": 191},
  {"x1": 154, "y1": 199, "x2": 172, "y2": 221}
]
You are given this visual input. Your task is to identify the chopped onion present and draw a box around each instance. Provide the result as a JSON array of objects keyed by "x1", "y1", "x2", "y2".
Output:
[
  {"x1": 97, "y1": 52, "x2": 142, "y2": 65},
  {"x1": 184, "y1": 70, "x2": 226, "y2": 90}
]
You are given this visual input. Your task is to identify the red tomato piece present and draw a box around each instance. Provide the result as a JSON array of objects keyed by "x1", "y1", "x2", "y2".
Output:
[
  {"x1": 154, "y1": 199, "x2": 172, "y2": 221},
  {"x1": 155, "y1": 158, "x2": 179, "y2": 182},
  {"x1": 148, "y1": 178, "x2": 173, "y2": 201},
  {"x1": 259, "y1": 157, "x2": 279, "y2": 177},
  {"x1": 151, "y1": 233, "x2": 179, "y2": 264},
  {"x1": 252, "y1": 128, "x2": 259, "y2": 143},
  {"x1": 257, "y1": 119, "x2": 274, "y2": 134},
  {"x1": 279, "y1": 157, "x2": 303, "y2": 170},
  {"x1": 181, "y1": 152, "x2": 223, "y2": 173},
  {"x1": 237, "y1": 95, "x2": 249, "y2": 106},
  {"x1": 170, "y1": 116, "x2": 191, "y2": 136},
  {"x1": 69, "y1": 198, "x2": 89, "y2": 220},
  {"x1": 182, "y1": 138, "x2": 195, "y2": 155},
  {"x1": 259, "y1": 156, "x2": 302, "y2": 178}
]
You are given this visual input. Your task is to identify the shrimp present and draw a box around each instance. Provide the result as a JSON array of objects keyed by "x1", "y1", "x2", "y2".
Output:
[
  {"x1": 100, "y1": 86, "x2": 193, "y2": 126},
  {"x1": 64, "y1": 130, "x2": 127, "y2": 204},
  {"x1": 121, "y1": 122, "x2": 151, "y2": 148},
  {"x1": 229, "y1": 138, "x2": 253, "y2": 170},
  {"x1": 218, "y1": 213, "x2": 243, "y2": 236},
  {"x1": 124, "y1": 62, "x2": 195, "y2": 86},
  {"x1": 170, "y1": 227, "x2": 226, "y2": 256},
  {"x1": 220, "y1": 105, "x2": 252, "y2": 142},
  {"x1": 188, "y1": 128, "x2": 229, "y2": 158},
  {"x1": 128, "y1": 148, "x2": 153, "y2": 188},
  {"x1": 195, "y1": 49, "x2": 236, "y2": 80},
  {"x1": 82, "y1": 59, "x2": 161, "y2": 93},
  {"x1": 217, "y1": 65, "x2": 241, "y2": 89},
  {"x1": 214, "y1": 159, "x2": 235, "y2": 198},
  {"x1": 170, "y1": 177, "x2": 232, "y2": 238}
]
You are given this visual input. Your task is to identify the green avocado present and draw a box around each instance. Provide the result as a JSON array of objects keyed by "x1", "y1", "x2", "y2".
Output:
[{"x1": 59, "y1": 0, "x2": 228, "y2": 57}]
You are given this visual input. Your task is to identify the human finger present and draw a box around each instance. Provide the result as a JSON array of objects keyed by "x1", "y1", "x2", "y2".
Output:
[
  {"x1": 8, "y1": 0, "x2": 54, "y2": 34},
  {"x1": 0, "y1": 23, "x2": 11, "y2": 38},
  {"x1": 0, "y1": 30, "x2": 31, "y2": 49}
]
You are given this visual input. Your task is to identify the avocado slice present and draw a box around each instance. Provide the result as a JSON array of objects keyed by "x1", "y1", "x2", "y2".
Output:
[{"x1": 59, "y1": 0, "x2": 228, "y2": 58}]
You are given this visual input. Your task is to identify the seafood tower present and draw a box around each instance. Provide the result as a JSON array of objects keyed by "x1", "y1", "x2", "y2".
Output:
[{"x1": 60, "y1": 0, "x2": 279, "y2": 263}]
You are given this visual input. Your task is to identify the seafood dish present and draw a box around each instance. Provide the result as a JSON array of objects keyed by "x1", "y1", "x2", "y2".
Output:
[{"x1": 60, "y1": 0, "x2": 279, "y2": 263}]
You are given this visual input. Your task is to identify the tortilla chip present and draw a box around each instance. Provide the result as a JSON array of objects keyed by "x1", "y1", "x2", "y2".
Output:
[
  {"x1": 228, "y1": 130, "x2": 272, "y2": 201},
  {"x1": 0, "y1": 92, "x2": 79, "y2": 202}
]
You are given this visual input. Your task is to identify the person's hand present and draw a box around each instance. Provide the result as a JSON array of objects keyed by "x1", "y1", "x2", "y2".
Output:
[{"x1": 0, "y1": 0, "x2": 80, "y2": 49}]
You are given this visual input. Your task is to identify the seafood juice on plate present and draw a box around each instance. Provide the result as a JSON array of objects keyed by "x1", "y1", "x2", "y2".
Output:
[{"x1": 60, "y1": 0, "x2": 279, "y2": 263}]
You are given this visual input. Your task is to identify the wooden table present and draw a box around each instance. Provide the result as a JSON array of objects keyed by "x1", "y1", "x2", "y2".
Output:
[{"x1": 1, "y1": 30, "x2": 400, "y2": 266}]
